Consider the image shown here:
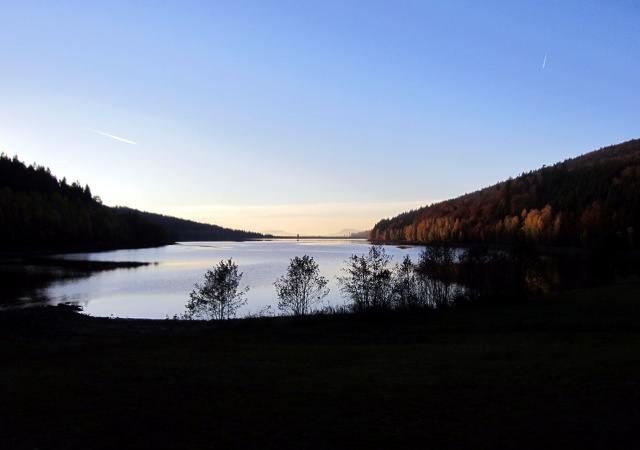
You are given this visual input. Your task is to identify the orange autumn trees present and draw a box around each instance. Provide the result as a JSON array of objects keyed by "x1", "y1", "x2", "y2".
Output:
[{"x1": 372, "y1": 139, "x2": 640, "y2": 248}]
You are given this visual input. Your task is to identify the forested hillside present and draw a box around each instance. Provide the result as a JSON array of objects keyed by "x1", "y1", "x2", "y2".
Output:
[
  {"x1": 371, "y1": 139, "x2": 640, "y2": 248},
  {"x1": 0, "y1": 155, "x2": 172, "y2": 251},
  {"x1": 0, "y1": 155, "x2": 265, "y2": 252},
  {"x1": 114, "y1": 208, "x2": 267, "y2": 241}
]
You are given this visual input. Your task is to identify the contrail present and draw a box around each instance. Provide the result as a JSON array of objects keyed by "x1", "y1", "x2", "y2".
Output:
[
  {"x1": 89, "y1": 128, "x2": 137, "y2": 145},
  {"x1": 542, "y1": 52, "x2": 548, "y2": 70}
]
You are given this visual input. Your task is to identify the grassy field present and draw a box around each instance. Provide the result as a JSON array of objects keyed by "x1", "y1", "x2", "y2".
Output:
[{"x1": 2, "y1": 281, "x2": 640, "y2": 449}]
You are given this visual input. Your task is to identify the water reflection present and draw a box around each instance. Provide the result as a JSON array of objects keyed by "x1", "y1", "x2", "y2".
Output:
[
  {"x1": 3, "y1": 240, "x2": 629, "y2": 319},
  {"x1": 0, "y1": 258, "x2": 150, "y2": 310},
  {"x1": 7, "y1": 240, "x2": 423, "y2": 319}
]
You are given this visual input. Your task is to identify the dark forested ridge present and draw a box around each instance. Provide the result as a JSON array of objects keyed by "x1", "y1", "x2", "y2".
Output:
[
  {"x1": 113, "y1": 208, "x2": 267, "y2": 241},
  {"x1": 0, "y1": 155, "x2": 172, "y2": 251},
  {"x1": 0, "y1": 155, "x2": 265, "y2": 252},
  {"x1": 372, "y1": 139, "x2": 640, "y2": 248}
]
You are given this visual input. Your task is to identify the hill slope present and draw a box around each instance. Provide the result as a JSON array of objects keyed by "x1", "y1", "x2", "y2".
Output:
[
  {"x1": 0, "y1": 155, "x2": 172, "y2": 251},
  {"x1": 0, "y1": 155, "x2": 265, "y2": 252},
  {"x1": 371, "y1": 139, "x2": 640, "y2": 248},
  {"x1": 114, "y1": 208, "x2": 267, "y2": 241}
]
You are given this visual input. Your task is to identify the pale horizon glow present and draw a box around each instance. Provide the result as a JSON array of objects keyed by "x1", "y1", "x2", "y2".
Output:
[{"x1": 152, "y1": 200, "x2": 435, "y2": 236}]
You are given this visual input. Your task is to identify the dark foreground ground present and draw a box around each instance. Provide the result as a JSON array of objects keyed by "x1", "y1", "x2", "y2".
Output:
[{"x1": 2, "y1": 282, "x2": 640, "y2": 450}]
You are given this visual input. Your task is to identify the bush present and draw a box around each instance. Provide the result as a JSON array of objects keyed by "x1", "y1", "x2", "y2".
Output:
[
  {"x1": 274, "y1": 255, "x2": 329, "y2": 316},
  {"x1": 185, "y1": 259, "x2": 248, "y2": 320}
]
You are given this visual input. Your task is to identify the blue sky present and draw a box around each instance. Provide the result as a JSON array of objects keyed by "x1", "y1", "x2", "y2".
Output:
[{"x1": 1, "y1": 1, "x2": 638, "y2": 234}]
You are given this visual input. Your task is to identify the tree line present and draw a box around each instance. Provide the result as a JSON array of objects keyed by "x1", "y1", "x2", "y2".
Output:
[
  {"x1": 0, "y1": 155, "x2": 266, "y2": 251},
  {"x1": 371, "y1": 139, "x2": 640, "y2": 249},
  {"x1": 184, "y1": 242, "x2": 628, "y2": 320},
  {"x1": 0, "y1": 155, "x2": 171, "y2": 251},
  {"x1": 183, "y1": 245, "x2": 468, "y2": 320},
  {"x1": 114, "y1": 207, "x2": 267, "y2": 242}
]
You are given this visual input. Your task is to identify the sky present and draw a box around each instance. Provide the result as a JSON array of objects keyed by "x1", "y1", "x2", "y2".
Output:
[{"x1": 1, "y1": 1, "x2": 639, "y2": 235}]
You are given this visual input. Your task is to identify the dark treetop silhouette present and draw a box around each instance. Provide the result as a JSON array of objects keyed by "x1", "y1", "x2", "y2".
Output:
[
  {"x1": 114, "y1": 207, "x2": 266, "y2": 242},
  {"x1": 0, "y1": 154, "x2": 266, "y2": 252}
]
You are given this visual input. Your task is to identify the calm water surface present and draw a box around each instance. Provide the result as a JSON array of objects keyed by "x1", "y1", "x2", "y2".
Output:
[{"x1": 47, "y1": 239, "x2": 422, "y2": 319}]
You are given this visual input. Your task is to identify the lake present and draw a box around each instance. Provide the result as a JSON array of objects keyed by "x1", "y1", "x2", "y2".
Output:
[{"x1": 41, "y1": 239, "x2": 422, "y2": 319}]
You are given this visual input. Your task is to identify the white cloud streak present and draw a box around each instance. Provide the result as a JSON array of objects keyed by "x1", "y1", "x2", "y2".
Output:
[
  {"x1": 542, "y1": 52, "x2": 548, "y2": 70},
  {"x1": 89, "y1": 129, "x2": 137, "y2": 145}
]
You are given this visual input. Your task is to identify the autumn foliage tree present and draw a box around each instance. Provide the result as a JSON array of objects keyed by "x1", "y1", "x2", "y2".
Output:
[{"x1": 371, "y1": 139, "x2": 640, "y2": 249}]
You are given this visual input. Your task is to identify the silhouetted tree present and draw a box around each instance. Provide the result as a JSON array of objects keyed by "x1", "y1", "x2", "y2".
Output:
[
  {"x1": 274, "y1": 255, "x2": 329, "y2": 316},
  {"x1": 339, "y1": 245, "x2": 394, "y2": 312},
  {"x1": 416, "y1": 246, "x2": 457, "y2": 308},
  {"x1": 185, "y1": 259, "x2": 248, "y2": 320},
  {"x1": 392, "y1": 255, "x2": 420, "y2": 309}
]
